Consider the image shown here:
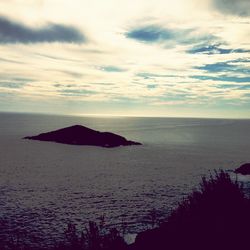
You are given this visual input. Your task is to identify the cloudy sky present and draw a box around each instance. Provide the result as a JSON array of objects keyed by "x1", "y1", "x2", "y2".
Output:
[{"x1": 0, "y1": 0, "x2": 249, "y2": 118}]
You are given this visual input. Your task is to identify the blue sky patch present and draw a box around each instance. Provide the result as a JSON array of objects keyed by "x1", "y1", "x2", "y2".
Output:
[
  {"x1": 188, "y1": 44, "x2": 250, "y2": 55},
  {"x1": 126, "y1": 25, "x2": 174, "y2": 43},
  {"x1": 192, "y1": 75, "x2": 250, "y2": 83},
  {"x1": 126, "y1": 25, "x2": 216, "y2": 45},
  {"x1": 195, "y1": 61, "x2": 250, "y2": 75}
]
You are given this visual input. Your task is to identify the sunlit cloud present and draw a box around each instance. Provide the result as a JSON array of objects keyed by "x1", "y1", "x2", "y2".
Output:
[{"x1": 0, "y1": 0, "x2": 249, "y2": 118}]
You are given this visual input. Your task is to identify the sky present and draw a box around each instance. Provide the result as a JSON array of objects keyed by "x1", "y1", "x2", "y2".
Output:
[{"x1": 0, "y1": 0, "x2": 250, "y2": 118}]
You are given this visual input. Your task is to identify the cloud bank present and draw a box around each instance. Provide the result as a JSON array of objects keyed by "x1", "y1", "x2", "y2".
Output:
[
  {"x1": 0, "y1": 16, "x2": 85, "y2": 44},
  {"x1": 0, "y1": 0, "x2": 249, "y2": 118},
  {"x1": 213, "y1": 0, "x2": 250, "y2": 16}
]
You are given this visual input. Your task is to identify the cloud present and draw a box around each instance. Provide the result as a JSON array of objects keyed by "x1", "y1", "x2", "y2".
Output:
[
  {"x1": 126, "y1": 25, "x2": 174, "y2": 43},
  {"x1": 0, "y1": 77, "x2": 33, "y2": 90},
  {"x1": 136, "y1": 72, "x2": 176, "y2": 79},
  {"x1": 36, "y1": 53, "x2": 85, "y2": 63},
  {"x1": 0, "y1": 81, "x2": 26, "y2": 89},
  {"x1": 0, "y1": 16, "x2": 85, "y2": 44},
  {"x1": 147, "y1": 84, "x2": 157, "y2": 89},
  {"x1": 126, "y1": 25, "x2": 217, "y2": 47},
  {"x1": 99, "y1": 66, "x2": 126, "y2": 72},
  {"x1": 157, "y1": 93, "x2": 193, "y2": 103},
  {"x1": 195, "y1": 60, "x2": 250, "y2": 74},
  {"x1": 0, "y1": 56, "x2": 23, "y2": 64},
  {"x1": 59, "y1": 89, "x2": 97, "y2": 97},
  {"x1": 213, "y1": 0, "x2": 250, "y2": 16},
  {"x1": 195, "y1": 62, "x2": 234, "y2": 72},
  {"x1": 193, "y1": 59, "x2": 250, "y2": 84},
  {"x1": 237, "y1": 84, "x2": 250, "y2": 90},
  {"x1": 216, "y1": 84, "x2": 250, "y2": 90},
  {"x1": 56, "y1": 69, "x2": 83, "y2": 78},
  {"x1": 0, "y1": 1, "x2": 250, "y2": 118},
  {"x1": 192, "y1": 75, "x2": 250, "y2": 83},
  {"x1": 215, "y1": 84, "x2": 238, "y2": 89},
  {"x1": 188, "y1": 44, "x2": 250, "y2": 55}
]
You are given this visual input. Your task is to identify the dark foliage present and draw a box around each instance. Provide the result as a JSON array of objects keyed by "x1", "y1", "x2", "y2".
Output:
[
  {"x1": 235, "y1": 162, "x2": 250, "y2": 175},
  {"x1": 133, "y1": 170, "x2": 250, "y2": 250},
  {"x1": 53, "y1": 219, "x2": 127, "y2": 250},
  {"x1": 1, "y1": 170, "x2": 250, "y2": 250}
]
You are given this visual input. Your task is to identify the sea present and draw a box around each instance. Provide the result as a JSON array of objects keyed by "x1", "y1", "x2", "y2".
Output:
[{"x1": 0, "y1": 112, "x2": 250, "y2": 247}]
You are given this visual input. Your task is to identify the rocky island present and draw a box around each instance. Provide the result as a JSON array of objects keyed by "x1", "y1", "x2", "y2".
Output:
[
  {"x1": 24, "y1": 125, "x2": 142, "y2": 148},
  {"x1": 235, "y1": 163, "x2": 250, "y2": 175}
]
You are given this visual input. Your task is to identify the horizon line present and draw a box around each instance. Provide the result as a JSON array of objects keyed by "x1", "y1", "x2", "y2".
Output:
[{"x1": 0, "y1": 110, "x2": 250, "y2": 120}]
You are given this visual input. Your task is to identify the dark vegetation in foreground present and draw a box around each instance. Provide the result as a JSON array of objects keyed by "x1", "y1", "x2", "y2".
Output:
[
  {"x1": 133, "y1": 171, "x2": 250, "y2": 250},
  {"x1": 1, "y1": 171, "x2": 250, "y2": 250}
]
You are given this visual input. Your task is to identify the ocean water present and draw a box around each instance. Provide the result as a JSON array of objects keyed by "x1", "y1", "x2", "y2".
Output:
[{"x1": 0, "y1": 112, "x2": 250, "y2": 247}]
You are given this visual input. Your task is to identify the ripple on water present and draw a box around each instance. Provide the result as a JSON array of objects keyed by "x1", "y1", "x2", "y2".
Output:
[{"x1": 1, "y1": 115, "x2": 250, "y2": 248}]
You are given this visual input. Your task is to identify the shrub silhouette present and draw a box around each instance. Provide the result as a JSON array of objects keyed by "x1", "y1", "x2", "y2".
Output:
[
  {"x1": 55, "y1": 219, "x2": 127, "y2": 250},
  {"x1": 133, "y1": 170, "x2": 250, "y2": 250}
]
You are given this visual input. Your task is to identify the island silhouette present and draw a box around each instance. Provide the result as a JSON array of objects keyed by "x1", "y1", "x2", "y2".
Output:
[{"x1": 24, "y1": 125, "x2": 141, "y2": 148}]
